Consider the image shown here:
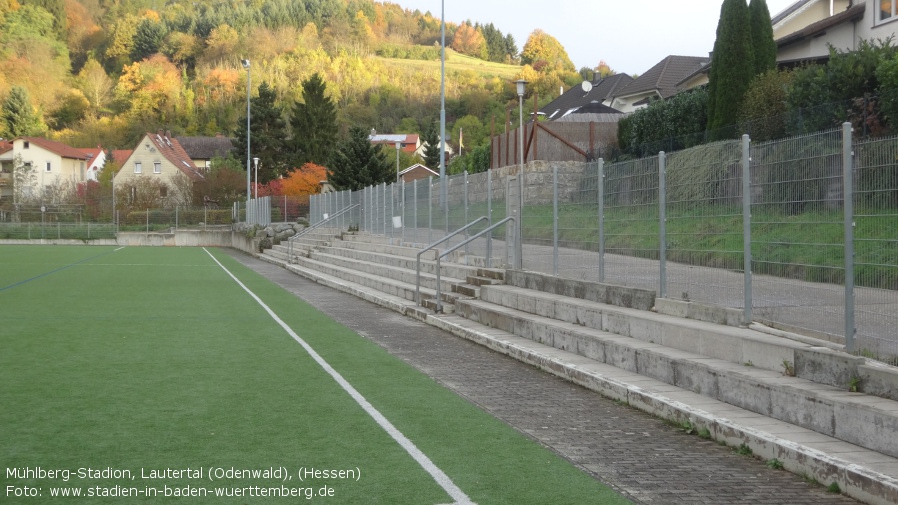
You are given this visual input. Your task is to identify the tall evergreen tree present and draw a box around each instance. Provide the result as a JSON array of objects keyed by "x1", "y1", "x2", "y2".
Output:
[
  {"x1": 749, "y1": 0, "x2": 777, "y2": 75},
  {"x1": 131, "y1": 18, "x2": 166, "y2": 61},
  {"x1": 233, "y1": 81, "x2": 289, "y2": 184},
  {"x1": 327, "y1": 125, "x2": 392, "y2": 191},
  {"x1": 1, "y1": 86, "x2": 43, "y2": 137},
  {"x1": 421, "y1": 125, "x2": 441, "y2": 169},
  {"x1": 707, "y1": 0, "x2": 755, "y2": 139},
  {"x1": 290, "y1": 73, "x2": 338, "y2": 169}
]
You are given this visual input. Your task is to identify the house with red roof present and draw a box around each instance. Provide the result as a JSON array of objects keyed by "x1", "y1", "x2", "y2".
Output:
[
  {"x1": 76, "y1": 147, "x2": 106, "y2": 182},
  {"x1": 0, "y1": 137, "x2": 93, "y2": 201},
  {"x1": 113, "y1": 131, "x2": 205, "y2": 206}
]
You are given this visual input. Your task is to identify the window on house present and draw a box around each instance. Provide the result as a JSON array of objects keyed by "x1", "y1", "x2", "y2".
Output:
[
  {"x1": 882, "y1": 0, "x2": 896, "y2": 21},
  {"x1": 135, "y1": 162, "x2": 142, "y2": 174},
  {"x1": 159, "y1": 186, "x2": 167, "y2": 197},
  {"x1": 23, "y1": 141, "x2": 29, "y2": 149},
  {"x1": 45, "y1": 162, "x2": 51, "y2": 172},
  {"x1": 154, "y1": 162, "x2": 161, "y2": 174}
]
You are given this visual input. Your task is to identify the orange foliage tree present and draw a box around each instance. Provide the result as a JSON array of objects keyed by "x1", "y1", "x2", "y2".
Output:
[{"x1": 278, "y1": 163, "x2": 327, "y2": 203}]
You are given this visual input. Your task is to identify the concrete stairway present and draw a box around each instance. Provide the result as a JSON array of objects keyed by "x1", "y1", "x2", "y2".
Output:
[
  {"x1": 257, "y1": 230, "x2": 898, "y2": 505},
  {"x1": 261, "y1": 230, "x2": 505, "y2": 313}
]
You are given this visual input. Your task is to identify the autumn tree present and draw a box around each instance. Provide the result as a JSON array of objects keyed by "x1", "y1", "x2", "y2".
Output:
[
  {"x1": 327, "y1": 125, "x2": 392, "y2": 190},
  {"x1": 280, "y1": 162, "x2": 327, "y2": 197},
  {"x1": 290, "y1": 73, "x2": 338, "y2": 168},
  {"x1": 521, "y1": 29, "x2": 575, "y2": 73},
  {"x1": 451, "y1": 23, "x2": 486, "y2": 59}
]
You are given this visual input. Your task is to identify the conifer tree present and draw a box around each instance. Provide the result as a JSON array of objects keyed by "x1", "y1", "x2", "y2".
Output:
[
  {"x1": 749, "y1": 0, "x2": 777, "y2": 75},
  {"x1": 233, "y1": 81, "x2": 289, "y2": 184},
  {"x1": 290, "y1": 73, "x2": 338, "y2": 169},
  {"x1": 421, "y1": 125, "x2": 441, "y2": 170},
  {"x1": 1, "y1": 86, "x2": 43, "y2": 137},
  {"x1": 707, "y1": 0, "x2": 755, "y2": 139},
  {"x1": 327, "y1": 126, "x2": 392, "y2": 191}
]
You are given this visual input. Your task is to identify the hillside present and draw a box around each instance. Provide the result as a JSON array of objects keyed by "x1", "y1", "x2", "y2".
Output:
[{"x1": 0, "y1": 0, "x2": 582, "y2": 156}]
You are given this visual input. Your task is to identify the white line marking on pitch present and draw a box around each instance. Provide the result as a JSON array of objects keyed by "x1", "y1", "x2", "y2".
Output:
[{"x1": 204, "y1": 249, "x2": 476, "y2": 505}]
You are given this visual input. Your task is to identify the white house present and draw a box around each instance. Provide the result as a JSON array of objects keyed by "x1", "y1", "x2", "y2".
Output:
[
  {"x1": 773, "y1": 0, "x2": 897, "y2": 65},
  {"x1": 113, "y1": 131, "x2": 205, "y2": 206}
]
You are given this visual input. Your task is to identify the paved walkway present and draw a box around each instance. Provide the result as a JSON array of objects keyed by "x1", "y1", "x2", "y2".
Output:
[{"x1": 224, "y1": 249, "x2": 860, "y2": 504}]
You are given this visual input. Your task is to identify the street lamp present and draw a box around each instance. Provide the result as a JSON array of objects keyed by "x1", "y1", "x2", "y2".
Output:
[
  {"x1": 515, "y1": 79, "x2": 527, "y2": 269},
  {"x1": 395, "y1": 141, "x2": 401, "y2": 184},
  {"x1": 253, "y1": 157, "x2": 259, "y2": 199},
  {"x1": 242, "y1": 59, "x2": 251, "y2": 203}
]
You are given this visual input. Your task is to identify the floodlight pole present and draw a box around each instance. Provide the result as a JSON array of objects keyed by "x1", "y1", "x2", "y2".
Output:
[
  {"x1": 439, "y1": 0, "x2": 446, "y2": 208},
  {"x1": 242, "y1": 59, "x2": 251, "y2": 204},
  {"x1": 395, "y1": 141, "x2": 401, "y2": 183}
]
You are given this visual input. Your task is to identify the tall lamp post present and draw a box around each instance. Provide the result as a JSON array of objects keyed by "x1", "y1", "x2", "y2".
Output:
[
  {"x1": 242, "y1": 59, "x2": 251, "y2": 203},
  {"x1": 515, "y1": 79, "x2": 527, "y2": 269},
  {"x1": 395, "y1": 141, "x2": 401, "y2": 183},
  {"x1": 253, "y1": 157, "x2": 260, "y2": 199}
]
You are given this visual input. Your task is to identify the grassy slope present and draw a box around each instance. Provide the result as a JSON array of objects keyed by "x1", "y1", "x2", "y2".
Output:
[{"x1": 381, "y1": 48, "x2": 521, "y2": 81}]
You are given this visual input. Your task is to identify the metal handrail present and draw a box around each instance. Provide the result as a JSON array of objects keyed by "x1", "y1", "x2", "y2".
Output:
[
  {"x1": 287, "y1": 204, "x2": 359, "y2": 263},
  {"x1": 415, "y1": 216, "x2": 516, "y2": 312},
  {"x1": 415, "y1": 216, "x2": 489, "y2": 304}
]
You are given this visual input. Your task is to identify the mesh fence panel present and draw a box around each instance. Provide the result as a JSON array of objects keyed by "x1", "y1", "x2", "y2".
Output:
[
  {"x1": 853, "y1": 134, "x2": 898, "y2": 364},
  {"x1": 665, "y1": 141, "x2": 745, "y2": 308},
  {"x1": 557, "y1": 161, "x2": 601, "y2": 280},
  {"x1": 750, "y1": 129, "x2": 846, "y2": 340},
  {"x1": 602, "y1": 156, "x2": 661, "y2": 293}
]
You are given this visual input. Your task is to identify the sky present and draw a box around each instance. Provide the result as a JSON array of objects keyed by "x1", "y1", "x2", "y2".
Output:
[{"x1": 391, "y1": 0, "x2": 798, "y2": 76}]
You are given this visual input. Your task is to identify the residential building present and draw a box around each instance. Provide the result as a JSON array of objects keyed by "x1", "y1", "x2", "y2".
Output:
[
  {"x1": 77, "y1": 147, "x2": 106, "y2": 182},
  {"x1": 113, "y1": 131, "x2": 205, "y2": 206},
  {"x1": 540, "y1": 73, "x2": 632, "y2": 121},
  {"x1": 174, "y1": 135, "x2": 235, "y2": 171},
  {"x1": 0, "y1": 137, "x2": 92, "y2": 201},
  {"x1": 609, "y1": 56, "x2": 710, "y2": 113},
  {"x1": 368, "y1": 131, "x2": 421, "y2": 154},
  {"x1": 773, "y1": 0, "x2": 896, "y2": 65},
  {"x1": 398, "y1": 163, "x2": 438, "y2": 183}
]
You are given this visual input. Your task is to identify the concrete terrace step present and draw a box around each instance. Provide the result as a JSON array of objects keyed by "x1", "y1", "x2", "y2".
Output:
[
  {"x1": 424, "y1": 313, "x2": 898, "y2": 505},
  {"x1": 308, "y1": 250, "x2": 471, "y2": 295},
  {"x1": 316, "y1": 243, "x2": 505, "y2": 282},
  {"x1": 455, "y1": 289, "x2": 898, "y2": 462}
]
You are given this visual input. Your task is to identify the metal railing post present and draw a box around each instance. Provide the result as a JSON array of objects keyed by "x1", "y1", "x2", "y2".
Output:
[
  {"x1": 843, "y1": 122, "x2": 856, "y2": 352},
  {"x1": 428, "y1": 176, "x2": 433, "y2": 244},
  {"x1": 742, "y1": 135, "x2": 753, "y2": 325},
  {"x1": 658, "y1": 151, "x2": 667, "y2": 298},
  {"x1": 464, "y1": 171, "x2": 469, "y2": 264}
]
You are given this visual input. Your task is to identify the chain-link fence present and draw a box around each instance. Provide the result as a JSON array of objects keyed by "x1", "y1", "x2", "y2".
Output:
[{"x1": 314, "y1": 123, "x2": 898, "y2": 365}]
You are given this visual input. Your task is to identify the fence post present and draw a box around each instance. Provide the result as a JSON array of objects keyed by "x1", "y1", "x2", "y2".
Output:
[
  {"x1": 658, "y1": 152, "x2": 667, "y2": 298},
  {"x1": 487, "y1": 168, "x2": 493, "y2": 267},
  {"x1": 146, "y1": 208, "x2": 149, "y2": 237},
  {"x1": 742, "y1": 134, "x2": 753, "y2": 325},
  {"x1": 175, "y1": 206, "x2": 179, "y2": 230},
  {"x1": 598, "y1": 159, "x2": 605, "y2": 282},
  {"x1": 843, "y1": 122, "x2": 856, "y2": 353},
  {"x1": 401, "y1": 181, "x2": 406, "y2": 244},
  {"x1": 204, "y1": 205, "x2": 208, "y2": 231},
  {"x1": 464, "y1": 171, "x2": 469, "y2": 263},
  {"x1": 428, "y1": 176, "x2": 433, "y2": 244},
  {"x1": 413, "y1": 180, "x2": 418, "y2": 245},
  {"x1": 553, "y1": 165, "x2": 559, "y2": 276}
]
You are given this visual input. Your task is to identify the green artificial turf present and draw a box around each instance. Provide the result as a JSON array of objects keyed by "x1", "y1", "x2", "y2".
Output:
[{"x1": 1, "y1": 245, "x2": 630, "y2": 504}]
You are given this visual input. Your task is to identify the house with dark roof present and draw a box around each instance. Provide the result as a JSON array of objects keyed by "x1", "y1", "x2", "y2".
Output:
[
  {"x1": 174, "y1": 135, "x2": 236, "y2": 171},
  {"x1": 113, "y1": 131, "x2": 205, "y2": 206},
  {"x1": 771, "y1": 0, "x2": 892, "y2": 66},
  {"x1": 540, "y1": 73, "x2": 632, "y2": 121},
  {"x1": 608, "y1": 55, "x2": 710, "y2": 113}
]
